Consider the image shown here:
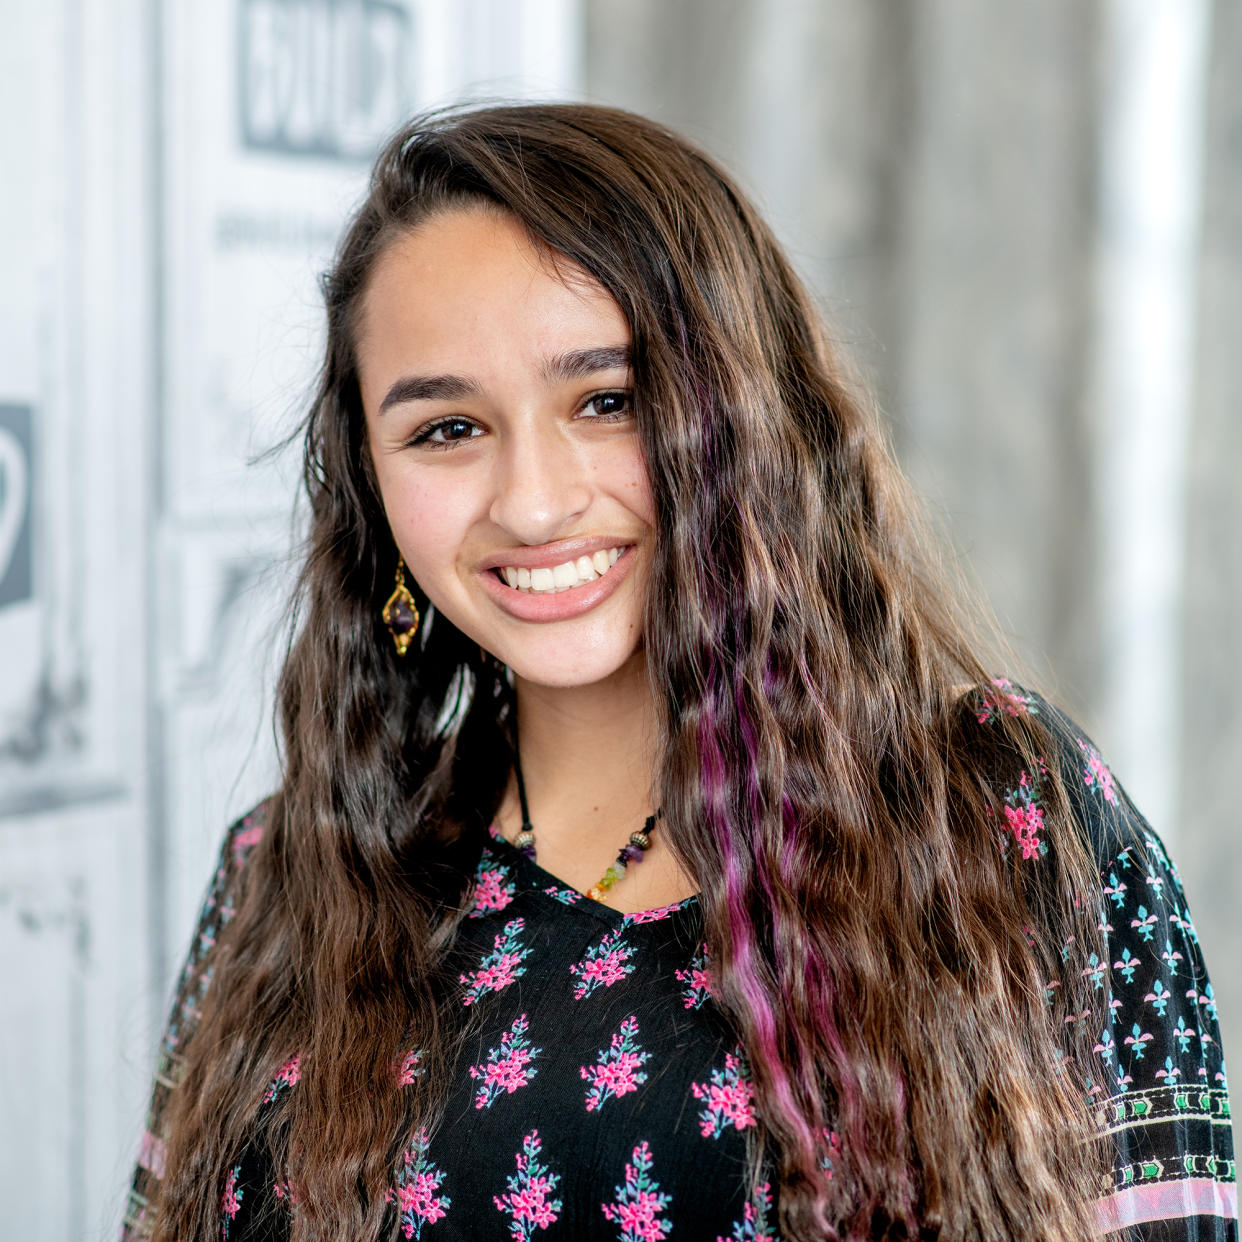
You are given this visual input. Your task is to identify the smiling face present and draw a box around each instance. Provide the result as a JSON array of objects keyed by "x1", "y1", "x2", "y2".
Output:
[{"x1": 357, "y1": 207, "x2": 654, "y2": 689}]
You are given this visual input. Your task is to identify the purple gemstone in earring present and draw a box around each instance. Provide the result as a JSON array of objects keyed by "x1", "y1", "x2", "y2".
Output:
[
  {"x1": 382, "y1": 560, "x2": 421, "y2": 656},
  {"x1": 387, "y1": 595, "x2": 418, "y2": 634}
]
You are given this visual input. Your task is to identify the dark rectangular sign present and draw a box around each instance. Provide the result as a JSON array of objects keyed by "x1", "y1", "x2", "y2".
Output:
[
  {"x1": 238, "y1": 0, "x2": 413, "y2": 160},
  {"x1": 0, "y1": 402, "x2": 33, "y2": 609}
]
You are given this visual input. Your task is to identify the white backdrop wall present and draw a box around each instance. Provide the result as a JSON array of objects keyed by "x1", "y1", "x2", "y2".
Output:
[
  {"x1": 0, "y1": 3, "x2": 580, "y2": 1238},
  {"x1": 581, "y1": 0, "x2": 1240, "y2": 1102}
]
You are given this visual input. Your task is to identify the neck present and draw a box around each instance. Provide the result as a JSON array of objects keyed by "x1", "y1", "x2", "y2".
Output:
[{"x1": 508, "y1": 652, "x2": 659, "y2": 848}]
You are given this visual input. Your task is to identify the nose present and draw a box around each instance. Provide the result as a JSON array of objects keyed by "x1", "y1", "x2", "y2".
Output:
[{"x1": 487, "y1": 421, "x2": 593, "y2": 546}]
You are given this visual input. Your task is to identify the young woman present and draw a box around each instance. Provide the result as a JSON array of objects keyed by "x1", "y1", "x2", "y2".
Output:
[{"x1": 122, "y1": 104, "x2": 1235, "y2": 1242}]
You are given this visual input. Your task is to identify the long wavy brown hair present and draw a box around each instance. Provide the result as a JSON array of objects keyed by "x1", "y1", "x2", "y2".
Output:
[{"x1": 150, "y1": 103, "x2": 1107, "y2": 1241}]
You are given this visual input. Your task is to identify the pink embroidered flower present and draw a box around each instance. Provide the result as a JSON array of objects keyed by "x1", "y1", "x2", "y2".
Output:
[
  {"x1": 494, "y1": 1131, "x2": 562, "y2": 1240},
  {"x1": 578, "y1": 952, "x2": 627, "y2": 988},
  {"x1": 716, "y1": 1180, "x2": 776, "y2": 1242},
  {"x1": 998, "y1": 769, "x2": 1048, "y2": 860},
  {"x1": 975, "y1": 678, "x2": 1037, "y2": 724},
  {"x1": 263, "y1": 1053, "x2": 302, "y2": 1103},
  {"x1": 469, "y1": 864, "x2": 517, "y2": 917},
  {"x1": 581, "y1": 1015, "x2": 650, "y2": 1111},
  {"x1": 396, "y1": 1049, "x2": 424, "y2": 1087},
  {"x1": 1003, "y1": 802, "x2": 1045, "y2": 860},
  {"x1": 616, "y1": 1191, "x2": 669, "y2": 1234},
  {"x1": 230, "y1": 806, "x2": 267, "y2": 866},
  {"x1": 470, "y1": 1014, "x2": 542, "y2": 1109},
  {"x1": 396, "y1": 1172, "x2": 449, "y2": 1222},
  {"x1": 221, "y1": 1165, "x2": 243, "y2": 1239},
  {"x1": 389, "y1": 1128, "x2": 450, "y2": 1238},
  {"x1": 1078, "y1": 739, "x2": 1119, "y2": 805},
  {"x1": 460, "y1": 918, "x2": 530, "y2": 1006},
  {"x1": 675, "y1": 944, "x2": 715, "y2": 1009},
  {"x1": 691, "y1": 1051, "x2": 757, "y2": 1138},
  {"x1": 569, "y1": 928, "x2": 635, "y2": 1000},
  {"x1": 234, "y1": 822, "x2": 263, "y2": 851},
  {"x1": 601, "y1": 1141, "x2": 673, "y2": 1242},
  {"x1": 626, "y1": 896, "x2": 696, "y2": 924}
]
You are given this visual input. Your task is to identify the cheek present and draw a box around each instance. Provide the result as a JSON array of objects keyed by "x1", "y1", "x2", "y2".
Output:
[
  {"x1": 608, "y1": 442, "x2": 657, "y2": 527},
  {"x1": 631, "y1": 473, "x2": 656, "y2": 528},
  {"x1": 374, "y1": 461, "x2": 476, "y2": 586}
]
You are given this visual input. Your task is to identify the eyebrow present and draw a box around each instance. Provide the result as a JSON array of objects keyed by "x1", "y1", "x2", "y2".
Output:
[
  {"x1": 378, "y1": 373, "x2": 479, "y2": 413},
  {"x1": 377, "y1": 345, "x2": 631, "y2": 415},
  {"x1": 542, "y1": 345, "x2": 631, "y2": 383}
]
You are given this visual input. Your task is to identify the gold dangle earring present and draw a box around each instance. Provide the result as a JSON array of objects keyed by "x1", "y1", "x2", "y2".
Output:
[{"x1": 382, "y1": 557, "x2": 421, "y2": 656}]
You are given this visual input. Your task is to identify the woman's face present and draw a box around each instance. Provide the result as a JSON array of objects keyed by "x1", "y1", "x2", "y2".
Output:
[{"x1": 357, "y1": 207, "x2": 654, "y2": 689}]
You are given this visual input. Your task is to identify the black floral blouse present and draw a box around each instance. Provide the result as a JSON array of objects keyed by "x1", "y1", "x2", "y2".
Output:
[{"x1": 122, "y1": 687, "x2": 1237, "y2": 1241}]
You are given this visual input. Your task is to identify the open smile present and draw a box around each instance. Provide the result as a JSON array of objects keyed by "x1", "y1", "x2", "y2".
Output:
[
  {"x1": 478, "y1": 544, "x2": 637, "y2": 622},
  {"x1": 493, "y1": 546, "x2": 625, "y2": 594}
]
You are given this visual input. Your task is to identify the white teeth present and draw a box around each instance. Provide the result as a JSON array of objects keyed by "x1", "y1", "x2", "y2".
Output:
[{"x1": 497, "y1": 546, "x2": 628, "y2": 593}]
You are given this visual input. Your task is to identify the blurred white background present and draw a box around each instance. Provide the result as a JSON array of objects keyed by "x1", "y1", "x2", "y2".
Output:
[{"x1": 0, "y1": 2, "x2": 1237, "y2": 1238}]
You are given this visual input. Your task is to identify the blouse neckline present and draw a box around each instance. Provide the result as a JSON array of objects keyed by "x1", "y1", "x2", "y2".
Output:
[{"x1": 484, "y1": 824, "x2": 700, "y2": 930}]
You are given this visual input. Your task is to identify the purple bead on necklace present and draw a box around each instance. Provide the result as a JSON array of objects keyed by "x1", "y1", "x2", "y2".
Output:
[{"x1": 512, "y1": 745, "x2": 660, "y2": 902}]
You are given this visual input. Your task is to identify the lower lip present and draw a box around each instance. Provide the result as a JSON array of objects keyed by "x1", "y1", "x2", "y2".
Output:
[{"x1": 479, "y1": 548, "x2": 637, "y2": 622}]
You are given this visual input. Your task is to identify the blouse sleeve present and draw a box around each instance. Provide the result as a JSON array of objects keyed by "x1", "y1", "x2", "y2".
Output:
[
  {"x1": 119, "y1": 802, "x2": 269, "y2": 1241},
  {"x1": 1041, "y1": 705, "x2": 1237, "y2": 1240}
]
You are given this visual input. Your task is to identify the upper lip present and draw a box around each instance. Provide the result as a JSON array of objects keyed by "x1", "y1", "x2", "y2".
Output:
[{"x1": 478, "y1": 536, "x2": 635, "y2": 572}]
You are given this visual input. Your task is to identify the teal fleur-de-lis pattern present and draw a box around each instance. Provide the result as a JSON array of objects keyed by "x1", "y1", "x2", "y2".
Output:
[
  {"x1": 123, "y1": 690, "x2": 1236, "y2": 1242},
  {"x1": 1090, "y1": 826, "x2": 1234, "y2": 1196},
  {"x1": 1026, "y1": 693, "x2": 1236, "y2": 1235}
]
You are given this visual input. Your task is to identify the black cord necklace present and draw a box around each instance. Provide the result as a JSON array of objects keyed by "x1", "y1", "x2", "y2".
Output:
[{"x1": 512, "y1": 744, "x2": 660, "y2": 903}]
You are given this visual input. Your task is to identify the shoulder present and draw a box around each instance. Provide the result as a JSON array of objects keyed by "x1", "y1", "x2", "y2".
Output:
[
  {"x1": 122, "y1": 797, "x2": 279, "y2": 1239},
  {"x1": 953, "y1": 679, "x2": 1155, "y2": 876},
  {"x1": 203, "y1": 797, "x2": 275, "y2": 904},
  {"x1": 223, "y1": 796, "x2": 273, "y2": 872},
  {"x1": 176, "y1": 797, "x2": 275, "y2": 975}
]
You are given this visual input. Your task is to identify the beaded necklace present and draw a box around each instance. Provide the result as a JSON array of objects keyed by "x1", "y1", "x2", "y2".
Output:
[{"x1": 512, "y1": 748, "x2": 661, "y2": 904}]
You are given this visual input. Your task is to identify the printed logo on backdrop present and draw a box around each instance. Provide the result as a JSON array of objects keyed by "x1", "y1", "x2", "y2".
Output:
[
  {"x1": 0, "y1": 403, "x2": 34, "y2": 609},
  {"x1": 239, "y1": 0, "x2": 413, "y2": 160}
]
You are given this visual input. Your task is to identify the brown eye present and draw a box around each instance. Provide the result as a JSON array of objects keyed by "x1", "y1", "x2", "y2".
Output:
[
  {"x1": 584, "y1": 391, "x2": 632, "y2": 419},
  {"x1": 410, "y1": 416, "x2": 483, "y2": 448},
  {"x1": 438, "y1": 418, "x2": 476, "y2": 441}
]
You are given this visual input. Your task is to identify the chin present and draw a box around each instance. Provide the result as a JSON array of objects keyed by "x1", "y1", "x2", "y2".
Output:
[{"x1": 500, "y1": 644, "x2": 645, "y2": 691}]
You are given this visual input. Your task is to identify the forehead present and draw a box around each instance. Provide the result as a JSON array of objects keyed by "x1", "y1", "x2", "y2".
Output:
[{"x1": 355, "y1": 207, "x2": 630, "y2": 378}]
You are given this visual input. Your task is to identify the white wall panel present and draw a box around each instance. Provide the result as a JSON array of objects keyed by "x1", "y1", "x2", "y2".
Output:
[
  {"x1": 0, "y1": 801, "x2": 149, "y2": 1241},
  {"x1": 0, "y1": 0, "x2": 152, "y2": 1237},
  {"x1": 1, "y1": 1, "x2": 581, "y2": 1236},
  {"x1": 0, "y1": 0, "x2": 147, "y2": 818}
]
